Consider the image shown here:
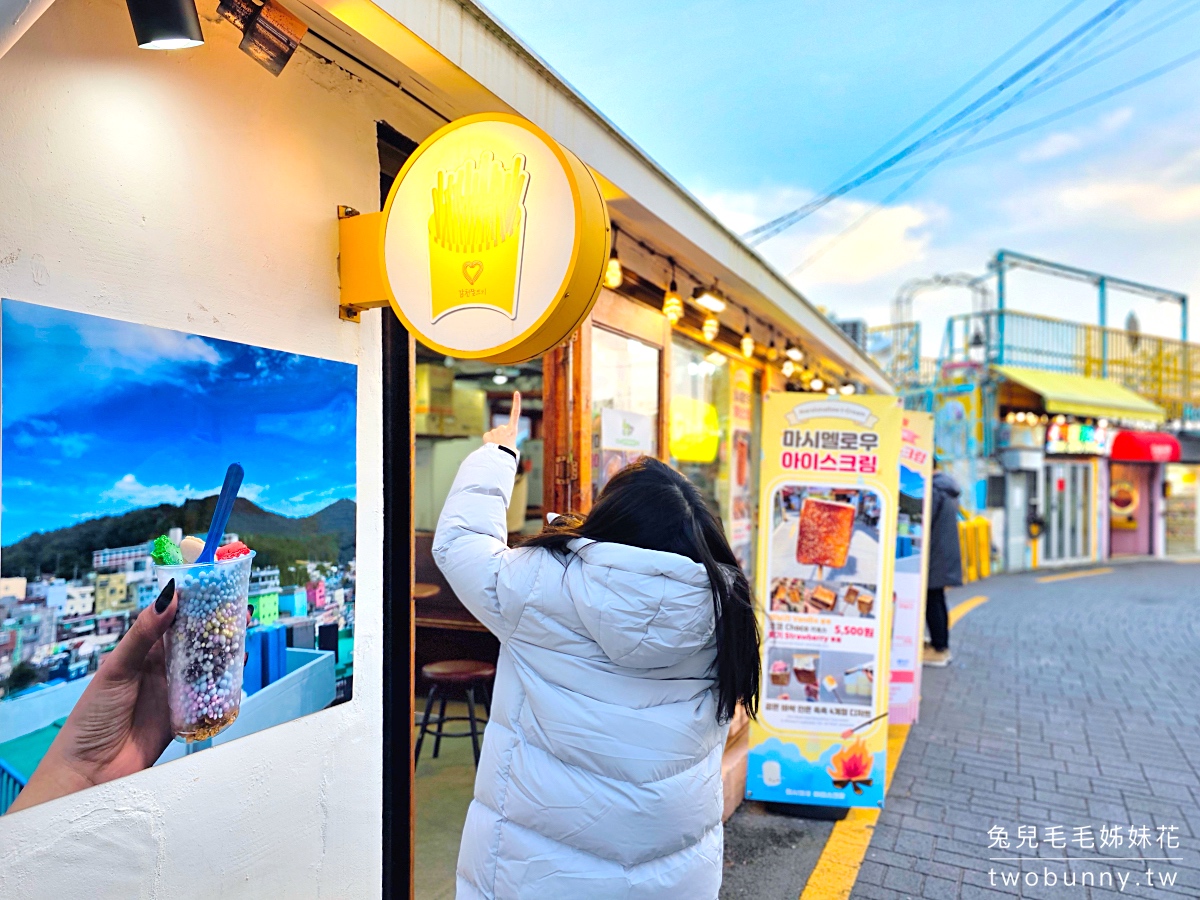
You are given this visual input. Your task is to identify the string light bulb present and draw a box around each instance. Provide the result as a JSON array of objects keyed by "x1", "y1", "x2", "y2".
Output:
[
  {"x1": 766, "y1": 331, "x2": 779, "y2": 362},
  {"x1": 786, "y1": 342, "x2": 804, "y2": 363},
  {"x1": 702, "y1": 314, "x2": 720, "y2": 342},
  {"x1": 810, "y1": 377, "x2": 824, "y2": 392},
  {"x1": 604, "y1": 223, "x2": 623, "y2": 289},
  {"x1": 840, "y1": 383, "x2": 856, "y2": 395},
  {"x1": 693, "y1": 285, "x2": 726, "y2": 314},
  {"x1": 662, "y1": 260, "x2": 683, "y2": 323},
  {"x1": 782, "y1": 359, "x2": 796, "y2": 378},
  {"x1": 740, "y1": 310, "x2": 755, "y2": 358}
]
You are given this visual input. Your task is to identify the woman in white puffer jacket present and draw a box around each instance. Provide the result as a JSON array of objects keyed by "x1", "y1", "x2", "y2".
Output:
[{"x1": 434, "y1": 393, "x2": 761, "y2": 900}]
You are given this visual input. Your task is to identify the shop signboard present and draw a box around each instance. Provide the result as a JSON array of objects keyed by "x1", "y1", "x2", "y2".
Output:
[
  {"x1": 889, "y1": 412, "x2": 934, "y2": 726},
  {"x1": 746, "y1": 394, "x2": 902, "y2": 809},
  {"x1": 1045, "y1": 421, "x2": 1108, "y2": 455},
  {"x1": 340, "y1": 112, "x2": 610, "y2": 363}
]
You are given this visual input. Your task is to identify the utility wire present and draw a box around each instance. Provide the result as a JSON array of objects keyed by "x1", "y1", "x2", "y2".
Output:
[
  {"x1": 787, "y1": 5, "x2": 1134, "y2": 277},
  {"x1": 794, "y1": 0, "x2": 1092, "y2": 194},
  {"x1": 890, "y1": 0, "x2": 1200, "y2": 158},
  {"x1": 744, "y1": 0, "x2": 1136, "y2": 246},
  {"x1": 876, "y1": 43, "x2": 1200, "y2": 180}
]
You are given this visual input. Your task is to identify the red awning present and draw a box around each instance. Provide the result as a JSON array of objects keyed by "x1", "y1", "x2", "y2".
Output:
[{"x1": 1110, "y1": 431, "x2": 1181, "y2": 463}]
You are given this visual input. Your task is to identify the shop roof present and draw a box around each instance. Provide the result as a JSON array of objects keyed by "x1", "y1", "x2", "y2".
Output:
[
  {"x1": 993, "y1": 365, "x2": 1165, "y2": 424},
  {"x1": 285, "y1": 0, "x2": 893, "y2": 392}
]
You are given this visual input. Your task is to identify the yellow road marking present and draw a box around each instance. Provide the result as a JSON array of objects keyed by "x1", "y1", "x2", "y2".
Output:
[
  {"x1": 1035, "y1": 566, "x2": 1112, "y2": 583},
  {"x1": 797, "y1": 725, "x2": 911, "y2": 900},
  {"x1": 799, "y1": 594, "x2": 989, "y2": 900},
  {"x1": 948, "y1": 594, "x2": 988, "y2": 628}
]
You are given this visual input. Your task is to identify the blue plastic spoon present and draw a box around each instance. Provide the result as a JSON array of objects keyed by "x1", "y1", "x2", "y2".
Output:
[{"x1": 197, "y1": 463, "x2": 244, "y2": 564}]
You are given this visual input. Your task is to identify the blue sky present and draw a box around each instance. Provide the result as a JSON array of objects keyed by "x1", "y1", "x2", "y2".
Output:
[
  {"x1": 1, "y1": 300, "x2": 357, "y2": 545},
  {"x1": 483, "y1": 0, "x2": 1200, "y2": 353}
]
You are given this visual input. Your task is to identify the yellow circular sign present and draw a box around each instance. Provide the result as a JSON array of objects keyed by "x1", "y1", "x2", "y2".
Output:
[{"x1": 380, "y1": 113, "x2": 610, "y2": 363}]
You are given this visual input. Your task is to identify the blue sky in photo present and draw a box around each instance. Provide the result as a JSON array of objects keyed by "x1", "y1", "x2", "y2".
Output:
[
  {"x1": 1, "y1": 300, "x2": 357, "y2": 545},
  {"x1": 482, "y1": 0, "x2": 1200, "y2": 351}
]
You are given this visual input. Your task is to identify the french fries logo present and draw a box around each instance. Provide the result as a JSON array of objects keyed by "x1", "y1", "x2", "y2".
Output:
[{"x1": 428, "y1": 150, "x2": 531, "y2": 322}]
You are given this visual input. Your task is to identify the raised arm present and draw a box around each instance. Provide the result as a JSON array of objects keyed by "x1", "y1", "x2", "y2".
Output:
[{"x1": 433, "y1": 392, "x2": 528, "y2": 639}]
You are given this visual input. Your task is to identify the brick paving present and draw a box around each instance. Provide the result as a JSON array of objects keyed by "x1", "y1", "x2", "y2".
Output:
[{"x1": 852, "y1": 561, "x2": 1200, "y2": 900}]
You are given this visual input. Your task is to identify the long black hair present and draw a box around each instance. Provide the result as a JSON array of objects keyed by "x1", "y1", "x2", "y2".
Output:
[{"x1": 522, "y1": 456, "x2": 760, "y2": 723}]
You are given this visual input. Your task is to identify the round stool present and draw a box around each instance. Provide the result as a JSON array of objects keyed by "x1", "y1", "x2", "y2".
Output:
[
  {"x1": 413, "y1": 583, "x2": 441, "y2": 601},
  {"x1": 414, "y1": 660, "x2": 495, "y2": 769}
]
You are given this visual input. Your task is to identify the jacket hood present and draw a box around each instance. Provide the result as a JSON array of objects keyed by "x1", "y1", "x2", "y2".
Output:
[
  {"x1": 563, "y1": 538, "x2": 718, "y2": 670},
  {"x1": 932, "y1": 470, "x2": 961, "y2": 498}
]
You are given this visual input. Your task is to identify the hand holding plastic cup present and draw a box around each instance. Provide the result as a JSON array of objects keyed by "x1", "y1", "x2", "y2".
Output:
[
  {"x1": 156, "y1": 552, "x2": 254, "y2": 741},
  {"x1": 154, "y1": 462, "x2": 251, "y2": 742}
]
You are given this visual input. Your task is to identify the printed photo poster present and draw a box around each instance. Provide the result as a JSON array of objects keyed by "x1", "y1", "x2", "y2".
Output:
[
  {"x1": 725, "y1": 363, "x2": 756, "y2": 573},
  {"x1": 0, "y1": 299, "x2": 357, "y2": 810},
  {"x1": 746, "y1": 393, "x2": 902, "y2": 809},
  {"x1": 889, "y1": 411, "x2": 934, "y2": 726}
]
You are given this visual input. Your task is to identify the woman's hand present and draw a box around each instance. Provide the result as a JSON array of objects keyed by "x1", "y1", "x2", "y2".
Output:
[
  {"x1": 8, "y1": 580, "x2": 179, "y2": 813},
  {"x1": 9, "y1": 580, "x2": 258, "y2": 815},
  {"x1": 483, "y1": 391, "x2": 522, "y2": 452}
]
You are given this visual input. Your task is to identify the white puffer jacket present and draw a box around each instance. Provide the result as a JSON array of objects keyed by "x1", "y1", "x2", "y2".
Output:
[{"x1": 434, "y1": 445, "x2": 728, "y2": 900}]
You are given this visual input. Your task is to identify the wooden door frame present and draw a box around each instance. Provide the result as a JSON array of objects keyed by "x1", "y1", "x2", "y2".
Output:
[{"x1": 543, "y1": 290, "x2": 673, "y2": 516}]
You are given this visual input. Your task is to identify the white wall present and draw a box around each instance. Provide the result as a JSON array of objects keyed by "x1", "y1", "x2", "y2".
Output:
[{"x1": 0, "y1": 0, "x2": 433, "y2": 894}]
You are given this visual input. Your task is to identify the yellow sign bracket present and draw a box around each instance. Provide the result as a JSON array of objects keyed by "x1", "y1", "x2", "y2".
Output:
[{"x1": 337, "y1": 206, "x2": 388, "y2": 323}]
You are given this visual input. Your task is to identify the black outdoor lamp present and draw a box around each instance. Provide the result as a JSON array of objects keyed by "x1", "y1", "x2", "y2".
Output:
[{"x1": 125, "y1": 0, "x2": 204, "y2": 49}]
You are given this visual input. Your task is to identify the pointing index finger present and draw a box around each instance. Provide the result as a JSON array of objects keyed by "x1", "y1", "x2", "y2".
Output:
[{"x1": 510, "y1": 391, "x2": 522, "y2": 429}]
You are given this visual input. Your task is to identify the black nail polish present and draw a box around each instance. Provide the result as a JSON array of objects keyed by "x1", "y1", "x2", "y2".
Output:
[{"x1": 155, "y1": 579, "x2": 175, "y2": 613}]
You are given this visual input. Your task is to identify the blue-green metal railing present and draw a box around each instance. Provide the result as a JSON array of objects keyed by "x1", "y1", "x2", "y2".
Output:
[
  {"x1": 941, "y1": 309, "x2": 1200, "y2": 420},
  {"x1": 0, "y1": 757, "x2": 27, "y2": 814},
  {"x1": 991, "y1": 249, "x2": 1188, "y2": 365}
]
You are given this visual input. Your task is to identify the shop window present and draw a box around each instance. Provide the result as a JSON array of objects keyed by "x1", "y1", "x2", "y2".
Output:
[
  {"x1": 668, "y1": 335, "x2": 760, "y2": 574},
  {"x1": 670, "y1": 337, "x2": 728, "y2": 515},
  {"x1": 591, "y1": 327, "x2": 660, "y2": 498}
]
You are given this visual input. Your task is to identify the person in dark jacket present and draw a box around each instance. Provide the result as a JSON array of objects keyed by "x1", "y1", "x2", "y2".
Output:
[{"x1": 925, "y1": 462, "x2": 963, "y2": 667}]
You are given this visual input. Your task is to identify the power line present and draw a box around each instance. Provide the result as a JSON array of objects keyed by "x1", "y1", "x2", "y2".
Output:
[
  {"x1": 786, "y1": 7, "x2": 1135, "y2": 277},
  {"x1": 787, "y1": 40, "x2": 1200, "y2": 279},
  {"x1": 791, "y1": 0, "x2": 1092, "y2": 200},
  {"x1": 743, "y1": 0, "x2": 1137, "y2": 246},
  {"x1": 894, "y1": 0, "x2": 1200, "y2": 158},
  {"x1": 878, "y1": 43, "x2": 1200, "y2": 179}
]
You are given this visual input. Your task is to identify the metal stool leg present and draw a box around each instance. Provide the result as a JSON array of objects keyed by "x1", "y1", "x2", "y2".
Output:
[
  {"x1": 432, "y1": 692, "x2": 449, "y2": 759},
  {"x1": 414, "y1": 684, "x2": 437, "y2": 769},
  {"x1": 466, "y1": 686, "x2": 482, "y2": 768},
  {"x1": 479, "y1": 683, "x2": 492, "y2": 718}
]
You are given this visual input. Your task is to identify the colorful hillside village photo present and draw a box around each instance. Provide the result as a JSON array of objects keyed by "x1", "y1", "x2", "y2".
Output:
[{"x1": 0, "y1": 300, "x2": 357, "y2": 809}]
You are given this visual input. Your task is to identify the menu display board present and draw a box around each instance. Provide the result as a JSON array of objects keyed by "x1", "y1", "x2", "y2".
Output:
[
  {"x1": 746, "y1": 394, "x2": 901, "y2": 809},
  {"x1": 889, "y1": 412, "x2": 934, "y2": 725}
]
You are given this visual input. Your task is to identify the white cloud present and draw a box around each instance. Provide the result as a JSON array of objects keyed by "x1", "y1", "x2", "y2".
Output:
[
  {"x1": 1020, "y1": 132, "x2": 1084, "y2": 163},
  {"x1": 1018, "y1": 108, "x2": 1133, "y2": 164},
  {"x1": 101, "y1": 474, "x2": 265, "y2": 508},
  {"x1": 698, "y1": 185, "x2": 934, "y2": 287},
  {"x1": 9, "y1": 420, "x2": 92, "y2": 458},
  {"x1": 797, "y1": 202, "x2": 932, "y2": 285},
  {"x1": 79, "y1": 319, "x2": 223, "y2": 375},
  {"x1": 1055, "y1": 180, "x2": 1200, "y2": 224}
]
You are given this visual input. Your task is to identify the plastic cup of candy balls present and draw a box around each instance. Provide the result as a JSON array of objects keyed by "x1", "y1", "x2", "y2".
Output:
[{"x1": 155, "y1": 552, "x2": 254, "y2": 742}]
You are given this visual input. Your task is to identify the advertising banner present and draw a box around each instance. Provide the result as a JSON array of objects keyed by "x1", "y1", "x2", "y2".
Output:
[
  {"x1": 726, "y1": 363, "x2": 756, "y2": 572},
  {"x1": 746, "y1": 393, "x2": 902, "y2": 809},
  {"x1": 889, "y1": 411, "x2": 934, "y2": 725}
]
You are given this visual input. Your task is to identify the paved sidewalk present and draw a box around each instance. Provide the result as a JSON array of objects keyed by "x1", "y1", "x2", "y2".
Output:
[{"x1": 852, "y1": 561, "x2": 1200, "y2": 900}]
